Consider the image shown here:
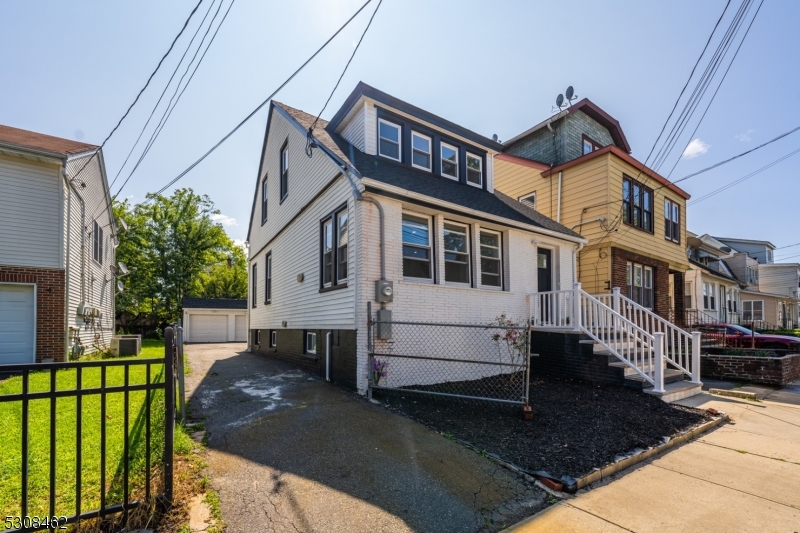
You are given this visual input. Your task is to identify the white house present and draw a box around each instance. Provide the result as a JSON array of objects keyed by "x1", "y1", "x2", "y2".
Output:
[
  {"x1": 685, "y1": 232, "x2": 743, "y2": 325},
  {"x1": 181, "y1": 298, "x2": 247, "y2": 343},
  {"x1": 0, "y1": 124, "x2": 116, "y2": 363},
  {"x1": 245, "y1": 82, "x2": 586, "y2": 394}
]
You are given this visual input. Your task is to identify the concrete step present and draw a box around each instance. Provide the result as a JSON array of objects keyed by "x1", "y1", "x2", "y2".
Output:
[
  {"x1": 643, "y1": 380, "x2": 703, "y2": 403},
  {"x1": 622, "y1": 369, "x2": 686, "y2": 390}
]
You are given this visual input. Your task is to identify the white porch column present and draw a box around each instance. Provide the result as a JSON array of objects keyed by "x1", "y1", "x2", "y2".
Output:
[
  {"x1": 573, "y1": 282, "x2": 582, "y2": 332},
  {"x1": 653, "y1": 332, "x2": 666, "y2": 393},
  {"x1": 691, "y1": 331, "x2": 702, "y2": 384}
]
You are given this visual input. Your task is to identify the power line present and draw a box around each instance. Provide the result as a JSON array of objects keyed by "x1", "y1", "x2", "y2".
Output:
[
  {"x1": 775, "y1": 241, "x2": 800, "y2": 250},
  {"x1": 148, "y1": 0, "x2": 374, "y2": 199}
]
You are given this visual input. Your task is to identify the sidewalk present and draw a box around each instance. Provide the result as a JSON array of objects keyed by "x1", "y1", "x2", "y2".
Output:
[{"x1": 508, "y1": 380, "x2": 800, "y2": 533}]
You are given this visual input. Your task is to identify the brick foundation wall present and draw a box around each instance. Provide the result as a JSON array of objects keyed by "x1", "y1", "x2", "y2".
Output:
[
  {"x1": 611, "y1": 247, "x2": 671, "y2": 320},
  {"x1": 530, "y1": 330, "x2": 624, "y2": 385},
  {"x1": 0, "y1": 266, "x2": 66, "y2": 362},
  {"x1": 701, "y1": 353, "x2": 800, "y2": 386}
]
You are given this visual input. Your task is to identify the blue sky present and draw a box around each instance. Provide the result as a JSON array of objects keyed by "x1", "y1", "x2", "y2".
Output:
[{"x1": 2, "y1": 0, "x2": 799, "y2": 257}]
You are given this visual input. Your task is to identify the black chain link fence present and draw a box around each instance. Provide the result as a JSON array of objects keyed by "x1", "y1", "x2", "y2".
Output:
[{"x1": 368, "y1": 318, "x2": 530, "y2": 405}]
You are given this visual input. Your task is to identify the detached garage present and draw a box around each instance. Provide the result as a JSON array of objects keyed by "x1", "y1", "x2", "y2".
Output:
[{"x1": 181, "y1": 298, "x2": 247, "y2": 343}]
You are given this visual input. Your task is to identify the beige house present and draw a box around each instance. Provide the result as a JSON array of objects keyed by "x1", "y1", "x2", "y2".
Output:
[{"x1": 684, "y1": 232, "x2": 743, "y2": 325}]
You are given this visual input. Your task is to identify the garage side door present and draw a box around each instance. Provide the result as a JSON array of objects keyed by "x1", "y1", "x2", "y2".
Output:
[
  {"x1": 234, "y1": 315, "x2": 246, "y2": 342},
  {"x1": 190, "y1": 314, "x2": 228, "y2": 343},
  {"x1": 0, "y1": 284, "x2": 35, "y2": 364}
]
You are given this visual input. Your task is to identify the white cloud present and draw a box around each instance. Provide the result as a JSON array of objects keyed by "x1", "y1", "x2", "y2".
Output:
[
  {"x1": 233, "y1": 239, "x2": 248, "y2": 250},
  {"x1": 211, "y1": 213, "x2": 238, "y2": 227},
  {"x1": 682, "y1": 138, "x2": 710, "y2": 159},
  {"x1": 735, "y1": 129, "x2": 754, "y2": 142}
]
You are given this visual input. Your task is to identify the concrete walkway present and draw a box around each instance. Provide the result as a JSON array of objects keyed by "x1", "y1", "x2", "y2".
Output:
[
  {"x1": 184, "y1": 344, "x2": 547, "y2": 533},
  {"x1": 508, "y1": 380, "x2": 800, "y2": 533}
]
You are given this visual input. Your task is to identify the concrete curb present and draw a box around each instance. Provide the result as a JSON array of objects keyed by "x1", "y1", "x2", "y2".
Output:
[
  {"x1": 574, "y1": 414, "x2": 729, "y2": 490},
  {"x1": 709, "y1": 388, "x2": 758, "y2": 400}
]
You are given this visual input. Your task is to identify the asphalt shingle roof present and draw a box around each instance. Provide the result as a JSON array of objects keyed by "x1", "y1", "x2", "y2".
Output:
[
  {"x1": 181, "y1": 298, "x2": 247, "y2": 310},
  {"x1": 0, "y1": 124, "x2": 98, "y2": 156},
  {"x1": 273, "y1": 102, "x2": 581, "y2": 239}
]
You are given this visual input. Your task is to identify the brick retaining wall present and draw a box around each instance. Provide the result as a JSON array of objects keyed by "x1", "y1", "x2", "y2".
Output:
[{"x1": 701, "y1": 352, "x2": 800, "y2": 386}]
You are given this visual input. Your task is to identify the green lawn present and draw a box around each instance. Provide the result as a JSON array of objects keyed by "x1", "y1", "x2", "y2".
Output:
[{"x1": 0, "y1": 340, "x2": 191, "y2": 526}]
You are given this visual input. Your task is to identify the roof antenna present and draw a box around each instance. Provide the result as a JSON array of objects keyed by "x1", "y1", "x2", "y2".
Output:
[
  {"x1": 565, "y1": 86, "x2": 578, "y2": 106},
  {"x1": 551, "y1": 86, "x2": 577, "y2": 113}
]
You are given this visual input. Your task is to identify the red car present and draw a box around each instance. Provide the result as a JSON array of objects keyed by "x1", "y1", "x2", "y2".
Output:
[{"x1": 699, "y1": 323, "x2": 800, "y2": 352}]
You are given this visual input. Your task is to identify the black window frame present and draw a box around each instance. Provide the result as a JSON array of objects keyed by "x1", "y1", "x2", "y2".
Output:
[
  {"x1": 92, "y1": 219, "x2": 104, "y2": 265},
  {"x1": 279, "y1": 140, "x2": 289, "y2": 203},
  {"x1": 261, "y1": 174, "x2": 268, "y2": 224},
  {"x1": 264, "y1": 252, "x2": 272, "y2": 304},
  {"x1": 251, "y1": 263, "x2": 258, "y2": 308},
  {"x1": 319, "y1": 203, "x2": 349, "y2": 292},
  {"x1": 622, "y1": 175, "x2": 653, "y2": 233},
  {"x1": 664, "y1": 198, "x2": 680, "y2": 244}
]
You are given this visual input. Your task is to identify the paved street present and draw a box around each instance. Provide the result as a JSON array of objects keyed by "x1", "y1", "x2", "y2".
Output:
[
  {"x1": 508, "y1": 380, "x2": 800, "y2": 533},
  {"x1": 184, "y1": 343, "x2": 547, "y2": 533}
]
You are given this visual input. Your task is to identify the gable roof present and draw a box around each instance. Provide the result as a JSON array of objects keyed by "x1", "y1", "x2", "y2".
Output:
[
  {"x1": 271, "y1": 101, "x2": 582, "y2": 240},
  {"x1": 690, "y1": 259, "x2": 740, "y2": 284},
  {"x1": 503, "y1": 98, "x2": 631, "y2": 154},
  {"x1": 181, "y1": 297, "x2": 247, "y2": 310},
  {"x1": 326, "y1": 81, "x2": 504, "y2": 151},
  {"x1": 714, "y1": 237, "x2": 777, "y2": 249},
  {"x1": 0, "y1": 124, "x2": 97, "y2": 157}
]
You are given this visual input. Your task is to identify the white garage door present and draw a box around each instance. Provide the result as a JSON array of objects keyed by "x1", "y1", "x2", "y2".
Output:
[
  {"x1": 0, "y1": 284, "x2": 35, "y2": 364},
  {"x1": 234, "y1": 315, "x2": 246, "y2": 342},
  {"x1": 190, "y1": 314, "x2": 228, "y2": 343}
]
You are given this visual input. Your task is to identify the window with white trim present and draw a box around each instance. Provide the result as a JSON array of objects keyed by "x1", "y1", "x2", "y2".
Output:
[
  {"x1": 443, "y1": 221, "x2": 470, "y2": 285},
  {"x1": 321, "y1": 206, "x2": 348, "y2": 289},
  {"x1": 261, "y1": 175, "x2": 268, "y2": 223},
  {"x1": 402, "y1": 213, "x2": 432, "y2": 280},
  {"x1": 441, "y1": 143, "x2": 458, "y2": 179},
  {"x1": 378, "y1": 119, "x2": 401, "y2": 161},
  {"x1": 703, "y1": 281, "x2": 716, "y2": 310},
  {"x1": 264, "y1": 253, "x2": 272, "y2": 304},
  {"x1": 627, "y1": 262, "x2": 653, "y2": 309},
  {"x1": 270, "y1": 329, "x2": 276, "y2": 347},
  {"x1": 684, "y1": 282, "x2": 692, "y2": 310},
  {"x1": 305, "y1": 331, "x2": 317, "y2": 354},
  {"x1": 92, "y1": 220, "x2": 104, "y2": 264},
  {"x1": 742, "y1": 300, "x2": 763, "y2": 321},
  {"x1": 664, "y1": 198, "x2": 680, "y2": 243},
  {"x1": 466, "y1": 153, "x2": 482, "y2": 187},
  {"x1": 479, "y1": 230, "x2": 502, "y2": 288},
  {"x1": 411, "y1": 131, "x2": 431, "y2": 170},
  {"x1": 280, "y1": 143, "x2": 289, "y2": 200}
]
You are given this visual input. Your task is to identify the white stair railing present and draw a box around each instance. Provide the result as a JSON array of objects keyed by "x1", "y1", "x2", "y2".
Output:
[
  {"x1": 528, "y1": 290, "x2": 574, "y2": 329},
  {"x1": 594, "y1": 288, "x2": 701, "y2": 384}
]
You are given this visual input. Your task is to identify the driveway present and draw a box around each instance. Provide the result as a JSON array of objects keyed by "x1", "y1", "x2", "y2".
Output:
[
  {"x1": 184, "y1": 343, "x2": 547, "y2": 533},
  {"x1": 507, "y1": 380, "x2": 800, "y2": 533}
]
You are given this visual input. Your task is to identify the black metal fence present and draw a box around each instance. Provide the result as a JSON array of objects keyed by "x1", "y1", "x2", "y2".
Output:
[
  {"x1": 0, "y1": 329, "x2": 179, "y2": 532},
  {"x1": 367, "y1": 315, "x2": 531, "y2": 405}
]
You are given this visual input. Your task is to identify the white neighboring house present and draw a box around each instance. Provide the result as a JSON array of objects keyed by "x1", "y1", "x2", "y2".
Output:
[
  {"x1": 181, "y1": 298, "x2": 248, "y2": 343},
  {"x1": 0, "y1": 124, "x2": 117, "y2": 363},
  {"x1": 245, "y1": 82, "x2": 586, "y2": 393}
]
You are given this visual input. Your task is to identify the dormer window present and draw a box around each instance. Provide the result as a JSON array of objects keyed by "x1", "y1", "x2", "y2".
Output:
[
  {"x1": 441, "y1": 143, "x2": 458, "y2": 180},
  {"x1": 466, "y1": 153, "x2": 482, "y2": 187},
  {"x1": 411, "y1": 132, "x2": 431, "y2": 171},
  {"x1": 378, "y1": 119, "x2": 401, "y2": 161},
  {"x1": 582, "y1": 135, "x2": 602, "y2": 155}
]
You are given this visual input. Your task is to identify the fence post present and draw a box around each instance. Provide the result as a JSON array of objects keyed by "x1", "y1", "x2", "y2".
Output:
[
  {"x1": 366, "y1": 302, "x2": 373, "y2": 399},
  {"x1": 612, "y1": 287, "x2": 621, "y2": 313},
  {"x1": 163, "y1": 327, "x2": 176, "y2": 508},
  {"x1": 691, "y1": 331, "x2": 702, "y2": 384},
  {"x1": 572, "y1": 282, "x2": 582, "y2": 333},
  {"x1": 176, "y1": 325, "x2": 186, "y2": 424},
  {"x1": 653, "y1": 332, "x2": 665, "y2": 394}
]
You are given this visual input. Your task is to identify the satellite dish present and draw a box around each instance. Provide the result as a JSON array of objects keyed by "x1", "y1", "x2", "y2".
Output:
[
  {"x1": 118, "y1": 218, "x2": 129, "y2": 232},
  {"x1": 492, "y1": 134, "x2": 498, "y2": 142},
  {"x1": 117, "y1": 281, "x2": 124, "y2": 292},
  {"x1": 118, "y1": 262, "x2": 130, "y2": 276},
  {"x1": 565, "y1": 86, "x2": 574, "y2": 100},
  {"x1": 556, "y1": 94, "x2": 564, "y2": 108}
]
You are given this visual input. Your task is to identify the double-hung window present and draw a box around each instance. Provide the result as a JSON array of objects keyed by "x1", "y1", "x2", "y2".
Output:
[
  {"x1": 444, "y1": 222, "x2": 470, "y2": 285},
  {"x1": 742, "y1": 300, "x2": 763, "y2": 321},
  {"x1": 92, "y1": 220, "x2": 104, "y2": 264},
  {"x1": 411, "y1": 132, "x2": 431, "y2": 170},
  {"x1": 321, "y1": 206, "x2": 348, "y2": 289},
  {"x1": 280, "y1": 143, "x2": 289, "y2": 201},
  {"x1": 402, "y1": 213, "x2": 432, "y2": 280},
  {"x1": 622, "y1": 176, "x2": 653, "y2": 232},
  {"x1": 684, "y1": 282, "x2": 693, "y2": 310},
  {"x1": 627, "y1": 262, "x2": 653, "y2": 309},
  {"x1": 264, "y1": 253, "x2": 272, "y2": 304},
  {"x1": 251, "y1": 263, "x2": 258, "y2": 308},
  {"x1": 261, "y1": 176, "x2": 268, "y2": 223},
  {"x1": 466, "y1": 153, "x2": 482, "y2": 187},
  {"x1": 441, "y1": 143, "x2": 458, "y2": 180},
  {"x1": 479, "y1": 230, "x2": 502, "y2": 288},
  {"x1": 664, "y1": 199, "x2": 680, "y2": 243},
  {"x1": 378, "y1": 119, "x2": 401, "y2": 161},
  {"x1": 703, "y1": 282, "x2": 716, "y2": 310}
]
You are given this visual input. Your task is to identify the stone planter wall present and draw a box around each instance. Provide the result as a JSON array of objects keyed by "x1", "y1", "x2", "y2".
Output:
[{"x1": 701, "y1": 352, "x2": 800, "y2": 386}]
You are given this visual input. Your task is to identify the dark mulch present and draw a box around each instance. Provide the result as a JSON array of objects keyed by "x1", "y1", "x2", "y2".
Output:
[{"x1": 375, "y1": 374, "x2": 713, "y2": 480}]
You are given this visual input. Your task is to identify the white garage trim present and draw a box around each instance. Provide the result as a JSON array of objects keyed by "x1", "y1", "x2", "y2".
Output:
[
  {"x1": 235, "y1": 315, "x2": 246, "y2": 342},
  {"x1": 0, "y1": 282, "x2": 37, "y2": 364},
  {"x1": 183, "y1": 307, "x2": 247, "y2": 343}
]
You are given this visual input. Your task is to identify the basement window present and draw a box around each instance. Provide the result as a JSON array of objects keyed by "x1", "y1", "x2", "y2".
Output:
[{"x1": 305, "y1": 332, "x2": 317, "y2": 354}]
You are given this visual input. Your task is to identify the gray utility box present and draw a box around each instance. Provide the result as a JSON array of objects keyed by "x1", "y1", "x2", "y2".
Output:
[
  {"x1": 111, "y1": 335, "x2": 142, "y2": 356},
  {"x1": 376, "y1": 309, "x2": 392, "y2": 339}
]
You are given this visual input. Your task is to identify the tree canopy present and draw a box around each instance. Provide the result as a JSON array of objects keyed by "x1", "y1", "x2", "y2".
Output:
[{"x1": 114, "y1": 188, "x2": 247, "y2": 329}]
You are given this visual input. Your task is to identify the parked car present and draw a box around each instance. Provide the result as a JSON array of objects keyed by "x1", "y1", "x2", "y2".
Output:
[{"x1": 696, "y1": 323, "x2": 800, "y2": 352}]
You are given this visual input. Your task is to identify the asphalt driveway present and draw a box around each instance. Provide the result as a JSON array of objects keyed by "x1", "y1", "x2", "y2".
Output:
[{"x1": 184, "y1": 343, "x2": 547, "y2": 533}]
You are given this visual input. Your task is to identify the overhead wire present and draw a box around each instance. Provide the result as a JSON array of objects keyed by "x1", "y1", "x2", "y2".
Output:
[{"x1": 147, "y1": 0, "x2": 374, "y2": 200}]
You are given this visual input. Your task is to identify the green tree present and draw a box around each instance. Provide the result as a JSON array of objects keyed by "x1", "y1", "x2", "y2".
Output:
[
  {"x1": 114, "y1": 188, "x2": 241, "y2": 328},
  {"x1": 191, "y1": 243, "x2": 248, "y2": 299}
]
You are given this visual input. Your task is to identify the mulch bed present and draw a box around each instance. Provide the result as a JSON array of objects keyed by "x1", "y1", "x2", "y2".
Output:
[{"x1": 375, "y1": 374, "x2": 712, "y2": 480}]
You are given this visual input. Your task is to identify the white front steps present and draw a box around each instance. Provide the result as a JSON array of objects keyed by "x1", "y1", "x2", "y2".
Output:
[{"x1": 644, "y1": 380, "x2": 703, "y2": 403}]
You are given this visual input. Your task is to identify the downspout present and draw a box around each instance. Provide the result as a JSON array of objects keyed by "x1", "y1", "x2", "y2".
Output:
[
  {"x1": 63, "y1": 167, "x2": 86, "y2": 358},
  {"x1": 556, "y1": 171, "x2": 563, "y2": 224}
]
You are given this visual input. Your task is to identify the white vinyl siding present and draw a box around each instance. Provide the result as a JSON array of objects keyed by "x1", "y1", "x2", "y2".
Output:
[
  {"x1": 0, "y1": 155, "x2": 62, "y2": 268},
  {"x1": 758, "y1": 265, "x2": 800, "y2": 298},
  {"x1": 339, "y1": 101, "x2": 367, "y2": 152}
]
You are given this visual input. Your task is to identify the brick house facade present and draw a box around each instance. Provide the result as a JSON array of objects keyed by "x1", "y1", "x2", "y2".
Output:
[{"x1": 610, "y1": 247, "x2": 684, "y2": 321}]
